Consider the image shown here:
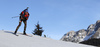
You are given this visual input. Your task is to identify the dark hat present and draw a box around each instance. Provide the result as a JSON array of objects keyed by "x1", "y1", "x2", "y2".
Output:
[{"x1": 26, "y1": 7, "x2": 29, "y2": 9}]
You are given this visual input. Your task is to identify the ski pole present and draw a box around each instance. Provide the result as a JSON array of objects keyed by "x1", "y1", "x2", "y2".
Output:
[{"x1": 12, "y1": 16, "x2": 19, "y2": 18}]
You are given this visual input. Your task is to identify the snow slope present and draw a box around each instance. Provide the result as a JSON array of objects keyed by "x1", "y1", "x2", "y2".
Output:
[
  {"x1": 0, "y1": 30, "x2": 95, "y2": 47},
  {"x1": 84, "y1": 31, "x2": 96, "y2": 40}
]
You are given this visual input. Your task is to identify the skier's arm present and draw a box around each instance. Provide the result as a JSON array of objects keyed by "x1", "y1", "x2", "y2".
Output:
[{"x1": 25, "y1": 13, "x2": 30, "y2": 20}]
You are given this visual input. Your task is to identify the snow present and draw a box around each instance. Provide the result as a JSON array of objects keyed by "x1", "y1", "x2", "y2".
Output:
[
  {"x1": 84, "y1": 31, "x2": 96, "y2": 40},
  {"x1": 0, "y1": 30, "x2": 95, "y2": 47}
]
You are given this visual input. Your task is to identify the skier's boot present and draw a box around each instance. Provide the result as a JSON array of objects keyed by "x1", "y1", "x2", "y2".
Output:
[
  {"x1": 23, "y1": 32, "x2": 27, "y2": 36},
  {"x1": 14, "y1": 31, "x2": 17, "y2": 35}
]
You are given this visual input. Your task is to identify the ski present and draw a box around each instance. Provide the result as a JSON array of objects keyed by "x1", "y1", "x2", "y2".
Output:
[
  {"x1": 19, "y1": 33, "x2": 32, "y2": 37},
  {"x1": 12, "y1": 33, "x2": 19, "y2": 36},
  {"x1": 23, "y1": 34, "x2": 32, "y2": 37}
]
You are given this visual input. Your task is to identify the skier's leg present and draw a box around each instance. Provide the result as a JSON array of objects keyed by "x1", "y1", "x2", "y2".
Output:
[
  {"x1": 14, "y1": 21, "x2": 22, "y2": 34},
  {"x1": 23, "y1": 21, "x2": 27, "y2": 34}
]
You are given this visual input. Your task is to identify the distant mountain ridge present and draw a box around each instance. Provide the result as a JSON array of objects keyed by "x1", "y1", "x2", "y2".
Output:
[{"x1": 61, "y1": 20, "x2": 100, "y2": 43}]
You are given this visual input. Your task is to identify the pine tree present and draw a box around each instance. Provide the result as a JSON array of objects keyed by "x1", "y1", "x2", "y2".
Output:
[{"x1": 32, "y1": 22, "x2": 44, "y2": 36}]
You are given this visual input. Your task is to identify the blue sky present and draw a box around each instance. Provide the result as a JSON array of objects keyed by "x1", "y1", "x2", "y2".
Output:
[{"x1": 0, "y1": 0, "x2": 100, "y2": 40}]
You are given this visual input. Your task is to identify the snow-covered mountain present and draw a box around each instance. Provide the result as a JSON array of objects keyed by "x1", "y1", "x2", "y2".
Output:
[
  {"x1": 61, "y1": 29, "x2": 87, "y2": 43},
  {"x1": 61, "y1": 20, "x2": 100, "y2": 43},
  {"x1": 0, "y1": 30, "x2": 94, "y2": 47}
]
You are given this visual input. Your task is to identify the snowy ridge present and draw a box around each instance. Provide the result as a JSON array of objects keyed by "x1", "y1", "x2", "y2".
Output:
[
  {"x1": 84, "y1": 31, "x2": 96, "y2": 40},
  {"x1": 61, "y1": 20, "x2": 100, "y2": 43},
  {"x1": 0, "y1": 30, "x2": 94, "y2": 47}
]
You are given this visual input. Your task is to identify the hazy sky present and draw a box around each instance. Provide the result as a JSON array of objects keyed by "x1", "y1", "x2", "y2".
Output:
[{"x1": 0, "y1": 0, "x2": 100, "y2": 40}]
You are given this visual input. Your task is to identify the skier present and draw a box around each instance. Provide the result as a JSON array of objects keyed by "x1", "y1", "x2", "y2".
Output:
[{"x1": 14, "y1": 7, "x2": 30, "y2": 35}]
